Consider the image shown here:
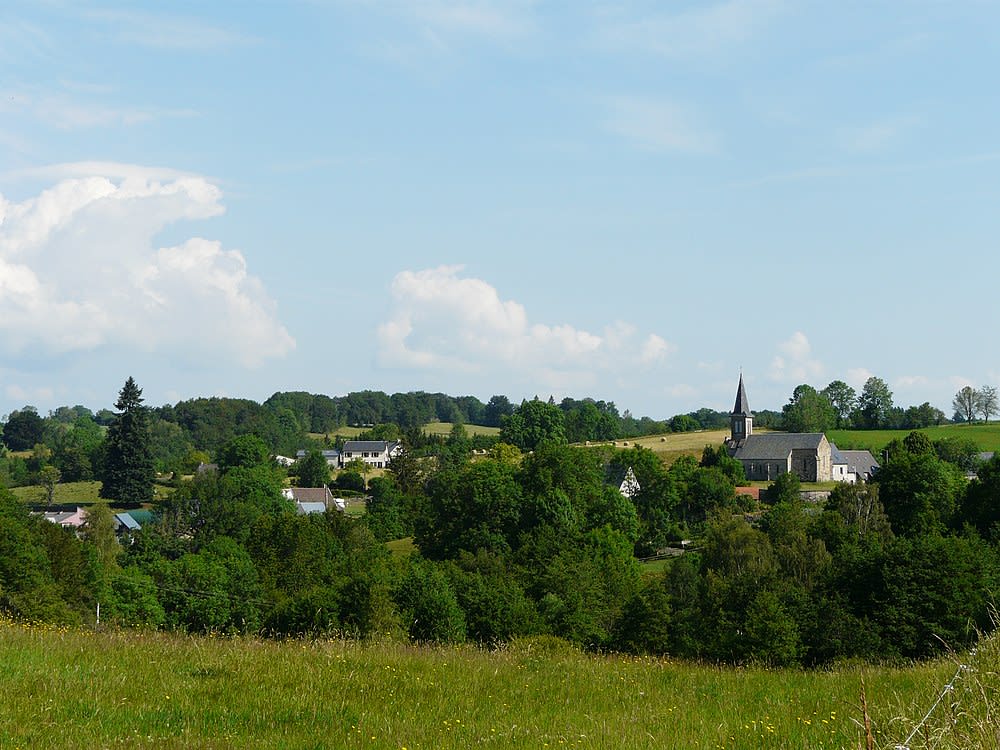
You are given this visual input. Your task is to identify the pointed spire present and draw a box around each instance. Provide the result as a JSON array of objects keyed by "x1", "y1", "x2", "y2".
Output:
[{"x1": 732, "y1": 373, "x2": 752, "y2": 417}]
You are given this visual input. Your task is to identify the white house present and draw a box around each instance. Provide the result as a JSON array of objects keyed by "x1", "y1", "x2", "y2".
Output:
[
  {"x1": 338, "y1": 440, "x2": 402, "y2": 469},
  {"x1": 281, "y1": 486, "x2": 346, "y2": 511}
]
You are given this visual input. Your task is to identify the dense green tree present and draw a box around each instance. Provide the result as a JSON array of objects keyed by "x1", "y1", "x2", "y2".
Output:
[
  {"x1": 334, "y1": 470, "x2": 366, "y2": 492},
  {"x1": 764, "y1": 471, "x2": 801, "y2": 505},
  {"x1": 669, "y1": 414, "x2": 699, "y2": 432},
  {"x1": 0, "y1": 490, "x2": 78, "y2": 623},
  {"x1": 699, "y1": 445, "x2": 746, "y2": 486},
  {"x1": 500, "y1": 399, "x2": 566, "y2": 451},
  {"x1": 446, "y1": 551, "x2": 540, "y2": 643},
  {"x1": 51, "y1": 415, "x2": 103, "y2": 482},
  {"x1": 148, "y1": 418, "x2": 194, "y2": 474},
  {"x1": 394, "y1": 556, "x2": 467, "y2": 643},
  {"x1": 822, "y1": 482, "x2": 892, "y2": 548},
  {"x1": 294, "y1": 449, "x2": 331, "y2": 488},
  {"x1": 615, "y1": 576, "x2": 673, "y2": 654},
  {"x1": 934, "y1": 436, "x2": 980, "y2": 471},
  {"x1": 961, "y1": 454, "x2": 1000, "y2": 540},
  {"x1": 903, "y1": 402, "x2": 946, "y2": 428},
  {"x1": 484, "y1": 395, "x2": 514, "y2": 428},
  {"x1": 782, "y1": 385, "x2": 836, "y2": 433},
  {"x1": 530, "y1": 526, "x2": 640, "y2": 648},
  {"x1": 105, "y1": 567, "x2": 166, "y2": 627},
  {"x1": 2, "y1": 406, "x2": 45, "y2": 451},
  {"x1": 874, "y1": 534, "x2": 998, "y2": 658},
  {"x1": 856, "y1": 376, "x2": 894, "y2": 429},
  {"x1": 875, "y1": 449, "x2": 964, "y2": 536},
  {"x1": 697, "y1": 515, "x2": 801, "y2": 665},
  {"x1": 99, "y1": 377, "x2": 155, "y2": 503},
  {"x1": 365, "y1": 476, "x2": 409, "y2": 541},
  {"x1": 821, "y1": 380, "x2": 856, "y2": 428},
  {"x1": 416, "y1": 459, "x2": 523, "y2": 559},
  {"x1": 217, "y1": 434, "x2": 271, "y2": 472}
]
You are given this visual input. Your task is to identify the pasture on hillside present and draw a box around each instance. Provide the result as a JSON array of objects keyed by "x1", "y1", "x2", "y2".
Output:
[
  {"x1": 829, "y1": 422, "x2": 1000, "y2": 454},
  {"x1": 582, "y1": 429, "x2": 730, "y2": 465},
  {"x1": 1, "y1": 621, "x2": 996, "y2": 749},
  {"x1": 9, "y1": 480, "x2": 102, "y2": 506}
]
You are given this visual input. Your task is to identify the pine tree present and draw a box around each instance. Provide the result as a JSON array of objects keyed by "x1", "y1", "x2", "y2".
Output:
[{"x1": 99, "y1": 377, "x2": 154, "y2": 503}]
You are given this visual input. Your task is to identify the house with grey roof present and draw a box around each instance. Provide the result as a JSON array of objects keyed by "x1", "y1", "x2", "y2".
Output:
[
  {"x1": 339, "y1": 440, "x2": 401, "y2": 469},
  {"x1": 839, "y1": 450, "x2": 880, "y2": 483},
  {"x1": 725, "y1": 375, "x2": 834, "y2": 482},
  {"x1": 281, "y1": 486, "x2": 346, "y2": 511}
]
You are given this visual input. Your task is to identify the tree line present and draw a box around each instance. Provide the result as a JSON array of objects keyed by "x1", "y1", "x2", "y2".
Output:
[
  {"x1": 0, "y1": 386, "x2": 775, "y2": 491},
  {"x1": 3, "y1": 378, "x2": 999, "y2": 667},
  {"x1": 779, "y1": 376, "x2": 997, "y2": 433}
]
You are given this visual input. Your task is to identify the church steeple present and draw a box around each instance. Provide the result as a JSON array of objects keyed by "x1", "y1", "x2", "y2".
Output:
[{"x1": 730, "y1": 373, "x2": 753, "y2": 441}]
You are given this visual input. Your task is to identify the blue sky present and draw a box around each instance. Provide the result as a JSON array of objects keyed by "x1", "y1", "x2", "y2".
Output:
[{"x1": 1, "y1": 1, "x2": 999, "y2": 420}]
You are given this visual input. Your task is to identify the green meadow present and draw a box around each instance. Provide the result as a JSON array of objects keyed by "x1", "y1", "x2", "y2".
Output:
[
  {"x1": 829, "y1": 422, "x2": 1000, "y2": 454},
  {"x1": 2, "y1": 620, "x2": 997, "y2": 750}
]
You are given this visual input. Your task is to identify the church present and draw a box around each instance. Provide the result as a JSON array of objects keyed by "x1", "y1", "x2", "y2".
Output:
[{"x1": 724, "y1": 374, "x2": 835, "y2": 482}]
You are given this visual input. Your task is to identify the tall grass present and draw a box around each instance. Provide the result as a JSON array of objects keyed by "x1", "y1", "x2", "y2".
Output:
[{"x1": 2, "y1": 620, "x2": 995, "y2": 749}]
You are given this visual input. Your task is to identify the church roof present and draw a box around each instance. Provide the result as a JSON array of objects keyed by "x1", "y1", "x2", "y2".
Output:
[
  {"x1": 732, "y1": 374, "x2": 752, "y2": 417},
  {"x1": 732, "y1": 433, "x2": 826, "y2": 461}
]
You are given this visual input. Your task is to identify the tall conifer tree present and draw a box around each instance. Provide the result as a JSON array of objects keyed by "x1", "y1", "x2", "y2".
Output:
[{"x1": 99, "y1": 377, "x2": 154, "y2": 503}]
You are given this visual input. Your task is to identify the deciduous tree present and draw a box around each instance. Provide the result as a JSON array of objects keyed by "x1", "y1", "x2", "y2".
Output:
[
  {"x1": 294, "y1": 449, "x2": 331, "y2": 488},
  {"x1": 953, "y1": 385, "x2": 979, "y2": 424},
  {"x1": 821, "y1": 380, "x2": 856, "y2": 428},
  {"x1": 979, "y1": 385, "x2": 998, "y2": 423},
  {"x1": 2, "y1": 406, "x2": 45, "y2": 451},
  {"x1": 856, "y1": 377, "x2": 894, "y2": 429}
]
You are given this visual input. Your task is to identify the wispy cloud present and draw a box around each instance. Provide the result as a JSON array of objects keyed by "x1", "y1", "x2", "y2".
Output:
[
  {"x1": 596, "y1": 0, "x2": 784, "y2": 61},
  {"x1": 837, "y1": 115, "x2": 923, "y2": 153},
  {"x1": 351, "y1": 0, "x2": 536, "y2": 62},
  {"x1": 1, "y1": 84, "x2": 197, "y2": 131},
  {"x1": 377, "y1": 266, "x2": 673, "y2": 392},
  {"x1": 604, "y1": 96, "x2": 720, "y2": 154},
  {"x1": 83, "y1": 9, "x2": 258, "y2": 50},
  {"x1": 0, "y1": 19, "x2": 56, "y2": 64},
  {"x1": 735, "y1": 151, "x2": 1000, "y2": 188},
  {"x1": 407, "y1": 0, "x2": 535, "y2": 38}
]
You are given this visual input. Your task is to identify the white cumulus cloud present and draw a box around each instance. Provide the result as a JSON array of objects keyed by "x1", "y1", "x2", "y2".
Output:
[
  {"x1": 769, "y1": 331, "x2": 823, "y2": 383},
  {"x1": 0, "y1": 164, "x2": 294, "y2": 367},
  {"x1": 377, "y1": 266, "x2": 672, "y2": 390}
]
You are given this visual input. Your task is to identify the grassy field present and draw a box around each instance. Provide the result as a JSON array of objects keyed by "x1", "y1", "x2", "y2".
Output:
[
  {"x1": 422, "y1": 422, "x2": 502, "y2": 437},
  {"x1": 583, "y1": 429, "x2": 731, "y2": 466},
  {"x1": 308, "y1": 423, "x2": 502, "y2": 442},
  {"x1": 10, "y1": 479, "x2": 173, "y2": 507},
  {"x1": 1, "y1": 620, "x2": 996, "y2": 749},
  {"x1": 829, "y1": 422, "x2": 1000, "y2": 454},
  {"x1": 9, "y1": 480, "x2": 102, "y2": 506}
]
